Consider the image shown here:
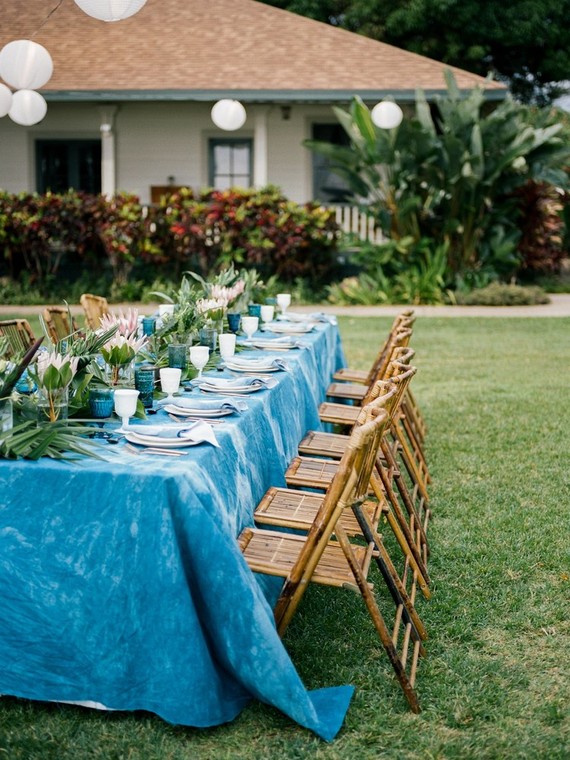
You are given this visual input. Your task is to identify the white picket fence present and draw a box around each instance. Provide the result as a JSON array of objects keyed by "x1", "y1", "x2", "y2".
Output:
[{"x1": 330, "y1": 204, "x2": 385, "y2": 244}]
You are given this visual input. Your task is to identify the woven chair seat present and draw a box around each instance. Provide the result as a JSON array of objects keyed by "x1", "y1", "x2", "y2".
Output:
[
  {"x1": 239, "y1": 527, "x2": 375, "y2": 591},
  {"x1": 255, "y1": 486, "x2": 385, "y2": 536},
  {"x1": 332, "y1": 367, "x2": 368, "y2": 383},
  {"x1": 319, "y1": 401, "x2": 360, "y2": 426},
  {"x1": 326, "y1": 382, "x2": 368, "y2": 401},
  {"x1": 285, "y1": 456, "x2": 339, "y2": 489}
]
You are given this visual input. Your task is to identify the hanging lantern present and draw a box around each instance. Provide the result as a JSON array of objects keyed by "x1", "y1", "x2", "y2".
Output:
[
  {"x1": 211, "y1": 99, "x2": 247, "y2": 131},
  {"x1": 371, "y1": 100, "x2": 404, "y2": 130},
  {"x1": 0, "y1": 40, "x2": 53, "y2": 90},
  {"x1": 9, "y1": 89, "x2": 47, "y2": 126},
  {"x1": 0, "y1": 84, "x2": 12, "y2": 118},
  {"x1": 73, "y1": 0, "x2": 148, "y2": 21}
]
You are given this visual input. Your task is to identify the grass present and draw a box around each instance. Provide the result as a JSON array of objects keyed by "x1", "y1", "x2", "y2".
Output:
[{"x1": 1, "y1": 316, "x2": 570, "y2": 758}]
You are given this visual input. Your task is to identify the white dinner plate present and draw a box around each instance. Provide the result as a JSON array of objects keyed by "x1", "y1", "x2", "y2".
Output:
[
  {"x1": 198, "y1": 382, "x2": 263, "y2": 394},
  {"x1": 125, "y1": 431, "x2": 202, "y2": 448},
  {"x1": 224, "y1": 360, "x2": 280, "y2": 373},
  {"x1": 244, "y1": 339, "x2": 296, "y2": 351},
  {"x1": 164, "y1": 404, "x2": 233, "y2": 418}
]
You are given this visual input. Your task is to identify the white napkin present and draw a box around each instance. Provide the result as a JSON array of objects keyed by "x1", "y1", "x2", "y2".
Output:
[
  {"x1": 176, "y1": 420, "x2": 220, "y2": 447},
  {"x1": 131, "y1": 421, "x2": 219, "y2": 447}
]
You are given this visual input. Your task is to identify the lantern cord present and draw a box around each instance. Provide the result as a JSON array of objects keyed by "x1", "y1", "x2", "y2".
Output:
[{"x1": 32, "y1": 0, "x2": 65, "y2": 38}]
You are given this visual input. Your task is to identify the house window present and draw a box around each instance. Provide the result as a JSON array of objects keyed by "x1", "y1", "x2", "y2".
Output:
[
  {"x1": 311, "y1": 123, "x2": 352, "y2": 203},
  {"x1": 36, "y1": 140, "x2": 102, "y2": 194},
  {"x1": 208, "y1": 139, "x2": 252, "y2": 189}
]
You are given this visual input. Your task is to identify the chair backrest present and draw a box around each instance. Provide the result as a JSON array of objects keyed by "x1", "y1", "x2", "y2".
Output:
[
  {"x1": 0, "y1": 319, "x2": 36, "y2": 359},
  {"x1": 361, "y1": 327, "x2": 413, "y2": 406},
  {"x1": 273, "y1": 403, "x2": 391, "y2": 628},
  {"x1": 42, "y1": 306, "x2": 80, "y2": 344},
  {"x1": 80, "y1": 293, "x2": 109, "y2": 330},
  {"x1": 365, "y1": 311, "x2": 415, "y2": 384}
]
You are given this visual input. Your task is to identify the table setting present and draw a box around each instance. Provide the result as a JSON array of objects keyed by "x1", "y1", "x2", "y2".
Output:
[{"x1": 0, "y1": 270, "x2": 350, "y2": 741}]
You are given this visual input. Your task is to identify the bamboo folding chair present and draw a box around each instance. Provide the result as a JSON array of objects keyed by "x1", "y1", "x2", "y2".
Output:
[
  {"x1": 321, "y1": 340, "x2": 431, "y2": 502},
  {"x1": 255, "y1": 382, "x2": 430, "y2": 636},
  {"x1": 80, "y1": 293, "x2": 110, "y2": 330},
  {"x1": 327, "y1": 315, "x2": 415, "y2": 402},
  {"x1": 239, "y1": 404, "x2": 423, "y2": 712},
  {"x1": 298, "y1": 364, "x2": 431, "y2": 564},
  {"x1": 330, "y1": 310, "x2": 428, "y2": 446},
  {"x1": 332, "y1": 309, "x2": 415, "y2": 386},
  {"x1": 0, "y1": 319, "x2": 36, "y2": 359},
  {"x1": 42, "y1": 306, "x2": 81, "y2": 344},
  {"x1": 285, "y1": 367, "x2": 431, "y2": 592}
]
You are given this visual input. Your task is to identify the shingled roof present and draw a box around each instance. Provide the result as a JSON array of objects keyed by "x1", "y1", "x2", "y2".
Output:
[{"x1": 0, "y1": 0, "x2": 507, "y2": 102}]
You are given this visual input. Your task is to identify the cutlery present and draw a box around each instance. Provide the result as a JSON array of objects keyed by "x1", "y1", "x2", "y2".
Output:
[
  {"x1": 168, "y1": 413, "x2": 226, "y2": 425},
  {"x1": 124, "y1": 443, "x2": 186, "y2": 457}
]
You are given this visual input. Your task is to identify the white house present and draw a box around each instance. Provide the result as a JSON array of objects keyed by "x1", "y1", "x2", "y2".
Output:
[{"x1": 0, "y1": 0, "x2": 506, "y2": 205}]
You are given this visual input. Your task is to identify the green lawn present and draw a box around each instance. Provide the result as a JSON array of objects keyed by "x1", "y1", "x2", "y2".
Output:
[{"x1": 1, "y1": 316, "x2": 569, "y2": 759}]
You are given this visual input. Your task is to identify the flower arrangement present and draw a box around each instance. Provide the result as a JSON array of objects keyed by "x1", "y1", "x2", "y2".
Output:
[
  {"x1": 196, "y1": 296, "x2": 227, "y2": 325},
  {"x1": 29, "y1": 350, "x2": 80, "y2": 423},
  {"x1": 99, "y1": 309, "x2": 147, "y2": 385}
]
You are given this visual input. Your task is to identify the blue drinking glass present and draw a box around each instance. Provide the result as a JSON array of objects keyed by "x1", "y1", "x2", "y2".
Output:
[
  {"x1": 227, "y1": 313, "x2": 241, "y2": 333},
  {"x1": 88, "y1": 387, "x2": 115, "y2": 418},
  {"x1": 248, "y1": 303, "x2": 262, "y2": 318},
  {"x1": 134, "y1": 366, "x2": 156, "y2": 408},
  {"x1": 142, "y1": 316, "x2": 157, "y2": 336}
]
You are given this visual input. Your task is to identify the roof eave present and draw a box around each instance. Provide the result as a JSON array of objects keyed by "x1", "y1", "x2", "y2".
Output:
[{"x1": 42, "y1": 88, "x2": 508, "y2": 104}]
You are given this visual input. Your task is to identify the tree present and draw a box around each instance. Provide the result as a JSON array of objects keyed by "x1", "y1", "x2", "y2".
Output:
[{"x1": 261, "y1": 0, "x2": 570, "y2": 104}]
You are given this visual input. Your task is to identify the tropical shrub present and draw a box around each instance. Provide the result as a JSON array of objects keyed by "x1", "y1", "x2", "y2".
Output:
[
  {"x1": 0, "y1": 187, "x2": 340, "y2": 300},
  {"x1": 327, "y1": 237, "x2": 449, "y2": 305},
  {"x1": 454, "y1": 282, "x2": 550, "y2": 305},
  {"x1": 306, "y1": 71, "x2": 570, "y2": 291},
  {"x1": 156, "y1": 186, "x2": 340, "y2": 284}
]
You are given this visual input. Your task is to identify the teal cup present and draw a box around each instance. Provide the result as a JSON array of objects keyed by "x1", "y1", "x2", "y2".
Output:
[{"x1": 89, "y1": 387, "x2": 114, "y2": 418}]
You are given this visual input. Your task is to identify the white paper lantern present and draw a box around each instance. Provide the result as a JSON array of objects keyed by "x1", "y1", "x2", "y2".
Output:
[
  {"x1": 73, "y1": 0, "x2": 148, "y2": 21},
  {"x1": 371, "y1": 100, "x2": 404, "y2": 130},
  {"x1": 0, "y1": 83, "x2": 12, "y2": 117},
  {"x1": 0, "y1": 40, "x2": 53, "y2": 90},
  {"x1": 211, "y1": 99, "x2": 247, "y2": 131},
  {"x1": 9, "y1": 89, "x2": 47, "y2": 126}
]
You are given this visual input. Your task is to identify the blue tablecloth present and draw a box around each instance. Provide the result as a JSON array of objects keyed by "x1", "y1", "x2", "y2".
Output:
[{"x1": 0, "y1": 322, "x2": 353, "y2": 741}]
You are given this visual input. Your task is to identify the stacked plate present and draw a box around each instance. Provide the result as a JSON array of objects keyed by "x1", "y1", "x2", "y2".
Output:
[
  {"x1": 262, "y1": 321, "x2": 313, "y2": 334},
  {"x1": 165, "y1": 403, "x2": 233, "y2": 418},
  {"x1": 243, "y1": 336, "x2": 300, "y2": 351},
  {"x1": 223, "y1": 356, "x2": 285, "y2": 373},
  {"x1": 195, "y1": 376, "x2": 269, "y2": 394},
  {"x1": 125, "y1": 431, "x2": 201, "y2": 449}
]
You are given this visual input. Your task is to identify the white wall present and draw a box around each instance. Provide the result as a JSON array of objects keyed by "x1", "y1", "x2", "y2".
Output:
[{"x1": 0, "y1": 100, "x2": 341, "y2": 203}]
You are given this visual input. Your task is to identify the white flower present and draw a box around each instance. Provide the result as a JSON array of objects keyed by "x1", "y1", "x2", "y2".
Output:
[
  {"x1": 36, "y1": 351, "x2": 79, "y2": 382},
  {"x1": 197, "y1": 297, "x2": 227, "y2": 315},
  {"x1": 103, "y1": 333, "x2": 147, "y2": 355}
]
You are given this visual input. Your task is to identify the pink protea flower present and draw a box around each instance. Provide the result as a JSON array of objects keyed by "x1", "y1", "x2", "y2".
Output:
[{"x1": 100, "y1": 308, "x2": 139, "y2": 338}]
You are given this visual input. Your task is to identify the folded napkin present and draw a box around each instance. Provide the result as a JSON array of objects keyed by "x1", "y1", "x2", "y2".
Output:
[
  {"x1": 225, "y1": 357, "x2": 290, "y2": 371},
  {"x1": 263, "y1": 321, "x2": 313, "y2": 333},
  {"x1": 195, "y1": 376, "x2": 278, "y2": 390},
  {"x1": 243, "y1": 336, "x2": 309, "y2": 350},
  {"x1": 133, "y1": 420, "x2": 219, "y2": 447},
  {"x1": 278, "y1": 312, "x2": 336, "y2": 324},
  {"x1": 167, "y1": 396, "x2": 247, "y2": 413}
]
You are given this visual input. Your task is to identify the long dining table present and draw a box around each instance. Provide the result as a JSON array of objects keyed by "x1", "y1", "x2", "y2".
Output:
[{"x1": 0, "y1": 318, "x2": 354, "y2": 741}]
